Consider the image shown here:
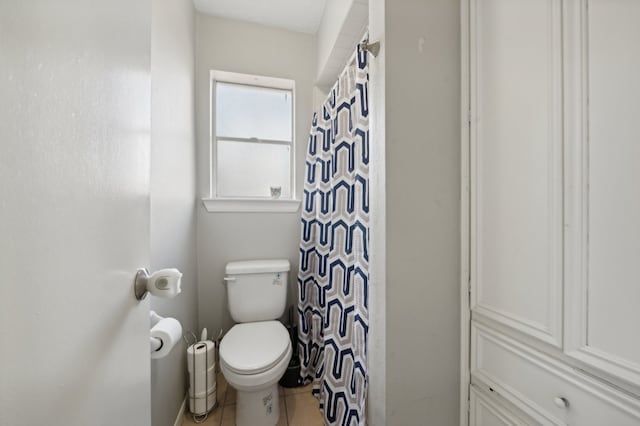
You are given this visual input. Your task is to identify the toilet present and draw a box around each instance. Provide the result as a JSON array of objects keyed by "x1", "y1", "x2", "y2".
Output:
[{"x1": 219, "y1": 259, "x2": 292, "y2": 426}]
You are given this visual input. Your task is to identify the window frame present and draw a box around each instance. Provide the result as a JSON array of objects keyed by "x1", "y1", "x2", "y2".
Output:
[{"x1": 204, "y1": 70, "x2": 299, "y2": 212}]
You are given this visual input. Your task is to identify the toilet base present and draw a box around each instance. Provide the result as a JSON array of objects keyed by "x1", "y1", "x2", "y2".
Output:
[{"x1": 235, "y1": 383, "x2": 280, "y2": 426}]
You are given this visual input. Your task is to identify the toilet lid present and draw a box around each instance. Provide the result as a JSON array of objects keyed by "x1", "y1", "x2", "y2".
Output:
[{"x1": 220, "y1": 321, "x2": 291, "y2": 375}]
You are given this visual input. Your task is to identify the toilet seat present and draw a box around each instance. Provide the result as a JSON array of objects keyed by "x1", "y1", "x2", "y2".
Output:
[{"x1": 220, "y1": 321, "x2": 290, "y2": 375}]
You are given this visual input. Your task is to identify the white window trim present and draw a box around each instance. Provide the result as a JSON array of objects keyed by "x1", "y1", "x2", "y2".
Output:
[
  {"x1": 204, "y1": 70, "x2": 300, "y2": 213},
  {"x1": 202, "y1": 198, "x2": 300, "y2": 213}
]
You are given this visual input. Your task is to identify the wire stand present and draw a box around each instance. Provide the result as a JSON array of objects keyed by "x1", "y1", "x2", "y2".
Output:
[{"x1": 183, "y1": 332, "x2": 216, "y2": 424}]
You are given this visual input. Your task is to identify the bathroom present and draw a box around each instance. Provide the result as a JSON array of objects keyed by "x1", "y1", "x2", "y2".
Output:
[{"x1": 2, "y1": 0, "x2": 639, "y2": 426}]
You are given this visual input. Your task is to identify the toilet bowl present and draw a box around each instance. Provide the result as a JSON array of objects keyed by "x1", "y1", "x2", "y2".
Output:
[
  {"x1": 219, "y1": 260, "x2": 292, "y2": 426},
  {"x1": 220, "y1": 321, "x2": 292, "y2": 426}
]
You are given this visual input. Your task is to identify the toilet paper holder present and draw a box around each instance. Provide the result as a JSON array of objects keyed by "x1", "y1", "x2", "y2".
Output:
[
  {"x1": 149, "y1": 311, "x2": 183, "y2": 359},
  {"x1": 150, "y1": 336, "x2": 163, "y2": 352},
  {"x1": 150, "y1": 311, "x2": 164, "y2": 352}
]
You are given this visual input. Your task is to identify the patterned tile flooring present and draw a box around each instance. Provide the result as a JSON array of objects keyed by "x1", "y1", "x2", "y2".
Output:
[{"x1": 182, "y1": 373, "x2": 324, "y2": 426}]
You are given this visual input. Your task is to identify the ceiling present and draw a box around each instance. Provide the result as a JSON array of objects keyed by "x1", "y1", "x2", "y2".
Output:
[{"x1": 193, "y1": 0, "x2": 327, "y2": 34}]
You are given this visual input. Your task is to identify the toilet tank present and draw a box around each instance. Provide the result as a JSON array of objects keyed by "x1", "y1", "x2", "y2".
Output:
[{"x1": 224, "y1": 259, "x2": 290, "y2": 323}]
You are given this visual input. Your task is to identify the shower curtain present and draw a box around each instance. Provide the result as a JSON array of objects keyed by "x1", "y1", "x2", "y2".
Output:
[{"x1": 297, "y1": 44, "x2": 369, "y2": 426}]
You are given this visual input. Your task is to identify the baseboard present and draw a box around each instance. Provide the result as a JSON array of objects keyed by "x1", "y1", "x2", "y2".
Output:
[{"x1": 173, "y1": 394, "x2": 187, "y2": 426}]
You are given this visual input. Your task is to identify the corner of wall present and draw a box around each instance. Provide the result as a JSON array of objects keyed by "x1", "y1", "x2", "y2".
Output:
[
  {"x1": 150, "y1": 0, "x2": 198, "y2": 425},
  {"x1": 367, "y1": 0, "x2": 387, "y2": 423}
]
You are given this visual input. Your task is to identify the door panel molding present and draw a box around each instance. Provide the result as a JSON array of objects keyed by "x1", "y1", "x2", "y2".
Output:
[
  {"x1": 563, "y1": 0, "x2": 640, "y2": 389},
  {"x1": 472, "y1": 323, "x2": 640, "y2": 425},
  {"x1": 469, "y1": 0, "x2": 564, "y2": 348},
  {"x1": 470, "y1": 385, "x2": 531, "y2": 426}
]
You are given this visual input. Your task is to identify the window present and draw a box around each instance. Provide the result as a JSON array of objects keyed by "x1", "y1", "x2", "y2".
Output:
[{"x1": 204, "y1": 71, "x2": 298, "y2": 212}]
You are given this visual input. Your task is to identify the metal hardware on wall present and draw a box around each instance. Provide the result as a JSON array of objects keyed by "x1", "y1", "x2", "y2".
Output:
[{"x1": 360, "y1": 38, "x2": 381, "y2": 57}]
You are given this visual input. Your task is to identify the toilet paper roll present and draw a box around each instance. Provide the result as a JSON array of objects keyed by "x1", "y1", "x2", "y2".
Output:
[
  {"x1": 189, "y1": 366, "x2": 215, "y2": 396},
  {"x1": 150, "y1": 317, "x2": 182, "y2": 359},
  {"x1": 187, "y1": 340, "x2": 215, "y2": 371},
  {"x1": 190, "y1": 383, "x2": 216, "y2": 400},
  {"x1": 189, "y1": 387, "x2": 216, "y2": 416}
]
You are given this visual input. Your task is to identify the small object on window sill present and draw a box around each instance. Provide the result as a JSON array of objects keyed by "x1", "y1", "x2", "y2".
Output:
[{"x1": 270, "y1": 186, "x2": 282, "y2": 199}]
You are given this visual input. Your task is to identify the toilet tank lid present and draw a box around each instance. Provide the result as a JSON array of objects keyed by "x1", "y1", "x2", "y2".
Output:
[{"x1": 225, "y1": 259, "x2": 290, "y2": 275}]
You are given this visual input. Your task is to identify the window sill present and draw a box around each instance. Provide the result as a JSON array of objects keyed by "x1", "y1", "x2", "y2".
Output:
[{"x1": 201, "y1": 198, "x2": 301, "y2": 213}]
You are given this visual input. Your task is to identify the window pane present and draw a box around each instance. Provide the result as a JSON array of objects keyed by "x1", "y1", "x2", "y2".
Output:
[
  {"x1": 217, "y1": 140, "x2": 291, "y2": 198},
  {"x1": 216, "y1": 82, "x2": 292, "y2": 141}
]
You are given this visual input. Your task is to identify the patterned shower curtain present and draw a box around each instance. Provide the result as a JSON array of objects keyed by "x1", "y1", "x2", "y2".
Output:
[{"x1": 297, "y1": 45, "x2": 369, "y2": 426}]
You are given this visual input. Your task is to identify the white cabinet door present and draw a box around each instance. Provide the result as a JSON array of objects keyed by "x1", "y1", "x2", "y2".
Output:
[
  {"x1": 465, "y1": 0, "x2": 640, "y2": 424},
  {"x1": 564, "y1": 0, "x2": 640, "y2": 388},
  {"x1": 470, "y1": 0, "x2": 564, "y2": 347}
]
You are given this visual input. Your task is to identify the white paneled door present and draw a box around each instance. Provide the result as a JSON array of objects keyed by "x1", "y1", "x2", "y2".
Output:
[
  {"x1": 464, "y1": 0, "x2": 640, "y2": 424},
  {"x1": 0, "y1": 1, "x2": 152, "y2": 425}
]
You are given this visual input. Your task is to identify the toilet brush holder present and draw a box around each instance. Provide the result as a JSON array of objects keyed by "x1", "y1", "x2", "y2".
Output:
[
  {"x1": 279, "y1": 355, "x2": 302, "y2": 388},
  {"x1": 279, "y1": 323, "x2": 303, "y2": 388}
]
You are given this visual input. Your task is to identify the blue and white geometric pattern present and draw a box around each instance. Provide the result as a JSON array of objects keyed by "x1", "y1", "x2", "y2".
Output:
[{"x1": 297, "y1": 45, "x2": 369, "y2": 426}]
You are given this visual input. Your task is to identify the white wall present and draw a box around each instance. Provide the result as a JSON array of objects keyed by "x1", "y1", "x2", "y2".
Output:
[
  {"x1": 0, "y1": 0, "x2": 152, "y2": 425},
  {"x1": 315, "y1": 0, "x2": 368, "y2": 90},
  {"x1": 316, "y1": 0, "x2": 353, "y2": 79},
  {"x1": 195, "y1": 15, "x2": 314, "y2": 337},
  {"x1": 150, "y1": 0, "x2": 197, "y2": 425},
  {"x1": 380, "y1": 0, "x2": 461, "y2": 424}
]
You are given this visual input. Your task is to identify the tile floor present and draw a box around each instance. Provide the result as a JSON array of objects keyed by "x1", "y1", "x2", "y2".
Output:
[{"x1": 182, "y1": 372, "x2": 324, "y2": 426}]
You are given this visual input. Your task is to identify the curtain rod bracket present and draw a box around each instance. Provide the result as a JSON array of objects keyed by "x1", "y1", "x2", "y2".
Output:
[{"x1": 360, "y1": 40, "x2": 380, "y2": 57}]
